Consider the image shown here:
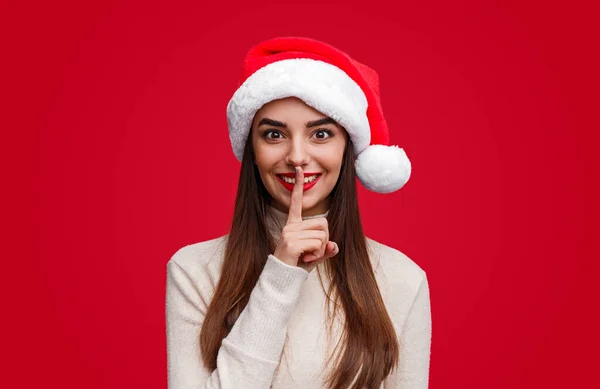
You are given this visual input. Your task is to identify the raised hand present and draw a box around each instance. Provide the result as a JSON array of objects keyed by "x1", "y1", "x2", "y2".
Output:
[{"x1": 273, "y1": 166, "x2": 339, "y2": 270}]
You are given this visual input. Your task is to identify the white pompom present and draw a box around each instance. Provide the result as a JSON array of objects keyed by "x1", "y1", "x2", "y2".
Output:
[{"x1": 355, "y1": 145, "x2": 412, "y2": 193}]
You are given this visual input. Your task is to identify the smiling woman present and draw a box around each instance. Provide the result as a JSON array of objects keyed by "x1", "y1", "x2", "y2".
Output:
[
  {"x1": 251, "y1": 97, "x2": 348, "y2": 216},
  {"x1": 166, "y1": 37, "x2": 431, "y2": 389}
]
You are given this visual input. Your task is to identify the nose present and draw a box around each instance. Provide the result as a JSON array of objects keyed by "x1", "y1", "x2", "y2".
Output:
[{"x1": 284, "y1": 137, "x2": 310, "y2": 167}]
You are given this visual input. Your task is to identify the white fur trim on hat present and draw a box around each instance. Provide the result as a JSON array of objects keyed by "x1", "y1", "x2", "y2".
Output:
[
  {"x1": 355, "y1": 145, "x2": 411, "y2": 193},
  {"x1": 227, "y1": 58, "x2": 370, "y2": 161}
]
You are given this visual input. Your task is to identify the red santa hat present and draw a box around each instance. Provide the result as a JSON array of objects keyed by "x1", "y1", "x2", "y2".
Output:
[{"x1": 226, "y1": 36, "x2": 411, "y2": 193}]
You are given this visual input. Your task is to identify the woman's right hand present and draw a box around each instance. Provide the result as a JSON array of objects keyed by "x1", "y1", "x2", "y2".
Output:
[{"x1": 273, "y1": 166, "x2": 339, "y2": 270}]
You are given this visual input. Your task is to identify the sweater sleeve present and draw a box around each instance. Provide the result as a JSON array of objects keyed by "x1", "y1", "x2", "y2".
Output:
[
  {"x1": 166, "y1": 254, "x2": 309, "y2": 389},
  {"x1": 384, "y1": 272, "x2": 432, "y2": 389}
]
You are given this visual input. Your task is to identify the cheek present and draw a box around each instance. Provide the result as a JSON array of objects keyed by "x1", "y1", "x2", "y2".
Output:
[
  {"x1": 318, "y1": 145, "x2": 345, "y2": 173},
  {"x1": 253, "y1": 152, "x2": 282, "y2": 181}
]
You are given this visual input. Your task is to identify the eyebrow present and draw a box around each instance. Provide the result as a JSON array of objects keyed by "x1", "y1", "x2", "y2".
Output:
[
  {"x1": 307, "y1": 117, "x2": 337, "y2": 128},
  {"x1": 257, "y1": 117, "x2": 338, "y2": 128},
  {"x1": 257, "y1": 118, "x2": 287, "y2": 128}
]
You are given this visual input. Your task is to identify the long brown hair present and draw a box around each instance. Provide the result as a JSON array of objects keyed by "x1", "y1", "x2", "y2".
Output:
[{"x1": 200, "y1": 130, "x2": 399, "y2": 388}]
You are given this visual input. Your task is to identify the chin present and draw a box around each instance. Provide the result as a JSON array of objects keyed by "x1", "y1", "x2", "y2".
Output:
[{"x1": 302, "y1": 195, "x2": 329, "y2": 214}]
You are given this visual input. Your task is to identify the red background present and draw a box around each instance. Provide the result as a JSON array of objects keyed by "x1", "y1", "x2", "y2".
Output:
[{"x1": 3, "y1": 0, "x2": 598, "y2": 388}]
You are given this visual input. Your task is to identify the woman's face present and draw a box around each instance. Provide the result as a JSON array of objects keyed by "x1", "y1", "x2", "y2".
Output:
[{"x1": 251, "y1": 97, "x2": 348, "y2": 217}]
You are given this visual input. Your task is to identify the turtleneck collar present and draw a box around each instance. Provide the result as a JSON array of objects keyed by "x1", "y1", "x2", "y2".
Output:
[{"x1": 265, "y1": 204, "x2": 329, "y2": 244}]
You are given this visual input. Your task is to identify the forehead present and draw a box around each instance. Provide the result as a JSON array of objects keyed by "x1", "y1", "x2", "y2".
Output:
[{"x1": 254, "y1": 97, "x2": 327, "y2": 122}]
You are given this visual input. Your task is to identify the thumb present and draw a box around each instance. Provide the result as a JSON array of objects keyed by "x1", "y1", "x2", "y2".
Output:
[
  {"x1": 300, "y1": 242, "x2": 339, "y2": 263},
  {"x1": 322, "y1": 241, "x2": 339, "y2": 258}
]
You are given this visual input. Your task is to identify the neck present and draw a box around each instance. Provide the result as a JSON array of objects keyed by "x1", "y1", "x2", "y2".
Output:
[
  {"x1": 269, "y1": 199, "x2": 329, "y2": 218},
  {"x1": 265, "y1": 204, "x2": 329, "y2": 244}
]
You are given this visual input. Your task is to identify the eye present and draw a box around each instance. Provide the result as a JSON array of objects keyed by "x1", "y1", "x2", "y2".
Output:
[
  {"x1": 312, "y1": 129, "x2": 333, "y2": 140},
  {"x1": 263, "y1": 130, "x2": 284, "y2": 140}
]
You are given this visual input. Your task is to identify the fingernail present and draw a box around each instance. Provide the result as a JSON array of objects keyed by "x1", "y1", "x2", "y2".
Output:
[
  {"x1": 294, "y1": 167, "x2": 298, "y2": 175},
  {"x1": 334, "y1": 243, "x2": 339, "y2": 251}
]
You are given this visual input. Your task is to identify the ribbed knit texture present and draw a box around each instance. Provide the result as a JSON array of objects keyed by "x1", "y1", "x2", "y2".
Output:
[{"x1": 166, "y1": 206, "x2": 431, "y2": 389}]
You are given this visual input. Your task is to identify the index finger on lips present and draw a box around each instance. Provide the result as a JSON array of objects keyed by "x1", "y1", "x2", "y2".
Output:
[{"x1": 287, "y1": 166, "x2": 304, "y2": 224}]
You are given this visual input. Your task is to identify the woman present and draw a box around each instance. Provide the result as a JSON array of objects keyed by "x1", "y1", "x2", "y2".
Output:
[{"x1": 166, "y1": 37, "x2": 432, "y2": 389}]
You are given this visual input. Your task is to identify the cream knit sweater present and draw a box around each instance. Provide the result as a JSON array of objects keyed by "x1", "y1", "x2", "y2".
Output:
[{"x1": 166, "y1": 206, "x2": 431, "y2": 389}]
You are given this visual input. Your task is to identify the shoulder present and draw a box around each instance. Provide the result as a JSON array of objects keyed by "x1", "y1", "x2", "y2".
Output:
[
  {"x1": 366, "y1": 237, "x2": 428, "y2": 317},
  {"x1": 366, "y1": 237, "x2": 426, "y2": 287},
  {"x1": 167, "y1": 234, "x2": 229, "y2": 289}
]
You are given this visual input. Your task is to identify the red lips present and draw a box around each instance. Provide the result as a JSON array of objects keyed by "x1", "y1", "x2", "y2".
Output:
[
  {"x1": 277, "y1": 172, "x2": 322, "y2": 178},
  {"x1": 275, "y1": 173, "x2": 322, "y2": 192}
]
